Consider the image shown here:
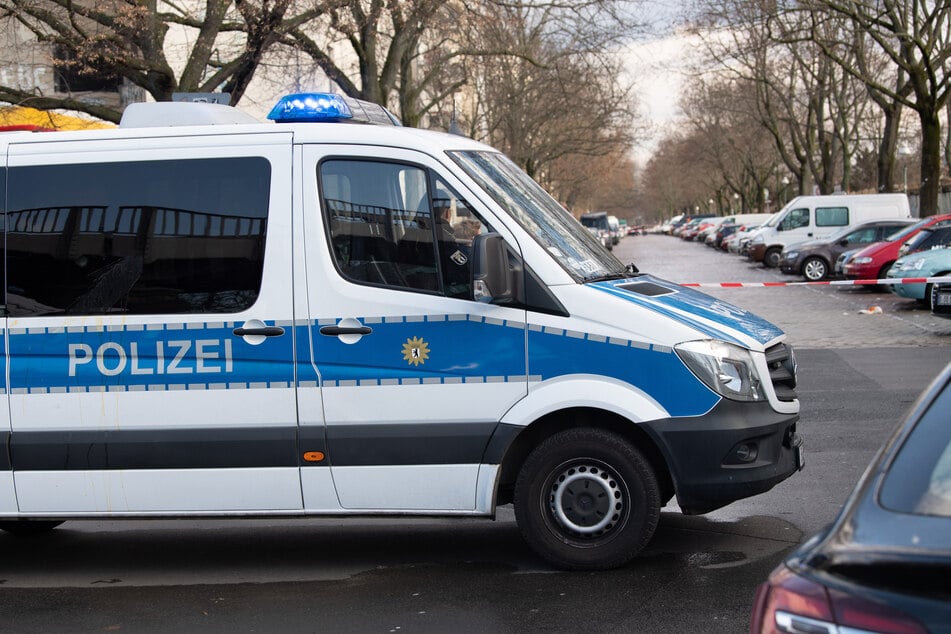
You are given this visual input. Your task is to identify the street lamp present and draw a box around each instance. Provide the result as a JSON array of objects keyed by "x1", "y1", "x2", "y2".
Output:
[
  {"x1": 708, "y1": 198, "x2": 715, "y2": 214},
  {"x1": 899, "y1": 144, "x2": 913, "y2": 193},
  {"x1": 781, "y1": 176, "x2": 790, "y2": 204},
  {"x1": 733, "y1": 193, "x2": 739, "y2": 213}
]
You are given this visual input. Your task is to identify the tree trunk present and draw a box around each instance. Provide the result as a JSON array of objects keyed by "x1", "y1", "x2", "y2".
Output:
[
  {"x1": 877, "y1": 103, "x2": 901, "y2": 192},
  {"x1": 918, "y1": 109, "x2": 942, "y2": 217}
]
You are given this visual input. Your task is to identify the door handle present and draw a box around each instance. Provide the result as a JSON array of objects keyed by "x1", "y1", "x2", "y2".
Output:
[
  {"x1": 233, "y1": 326, "x2": 285, "y2": 337},
  {"x1": 319, "y1": 325, "x2": 372, "y2": 336}
]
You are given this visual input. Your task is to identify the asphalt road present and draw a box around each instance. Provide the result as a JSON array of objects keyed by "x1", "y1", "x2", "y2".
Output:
[{"x1": 1, "y1": 235, "x2": 949, "y2": 633}]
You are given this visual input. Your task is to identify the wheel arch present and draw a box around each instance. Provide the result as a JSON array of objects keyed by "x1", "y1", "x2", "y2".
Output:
[{"x1": 494, "y1": 407, "x2": 675, "y2": 508}]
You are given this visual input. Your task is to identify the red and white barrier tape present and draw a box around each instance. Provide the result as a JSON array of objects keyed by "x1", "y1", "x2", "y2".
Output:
[{"x1": 680, "y1": 276, "x2": 951, "y2": 288}]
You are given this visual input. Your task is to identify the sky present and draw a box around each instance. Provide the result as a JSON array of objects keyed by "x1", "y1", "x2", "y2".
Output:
[{"x1": 620, "y1": 29, "x2": 702, "y2": 164}]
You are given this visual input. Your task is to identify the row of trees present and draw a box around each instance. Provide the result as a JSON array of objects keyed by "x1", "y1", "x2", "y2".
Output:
[
  {"x1": 642, "y1": 0, "x2": 951, "y2": 220},
  {"x1": 0, "y1": 0, "x2": 643, "y2": 217}
]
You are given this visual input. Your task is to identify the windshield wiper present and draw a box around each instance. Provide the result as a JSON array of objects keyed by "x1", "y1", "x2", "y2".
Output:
[{"x1": 583, "y1": 264, "x2": 640, "y2": 283}]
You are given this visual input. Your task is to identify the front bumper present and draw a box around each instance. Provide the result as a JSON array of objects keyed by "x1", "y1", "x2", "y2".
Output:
[
  {"x1": 888, "y1": 278, "x2": 926, "y2": 299},
  {"x1": 780, "y1": 256, "x2": 802, "y2": 274},
  {"x1": 641, "y1": 399, "x2": 802, "y2": 515},
  {"x1": 843, "y1": 262, "x2": 877, "y2": 280},
  {"x1": 748, "y1": 243, "x2": 766, "y2": 262}
]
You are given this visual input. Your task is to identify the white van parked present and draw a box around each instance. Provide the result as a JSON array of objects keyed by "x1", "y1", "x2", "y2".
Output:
[
  {"x1": 747, "y1": 194, "x2": 911, "y2": 267},
  {"x1": 0, "y1": 93, "x2": 802, "y2": 569}
]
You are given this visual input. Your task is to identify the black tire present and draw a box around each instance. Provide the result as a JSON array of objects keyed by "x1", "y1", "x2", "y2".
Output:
[
  {"x1": 764, "y1": 247, "x2": 782, "y2": 268},
  {"x1": 801, "y1": 256, "x2": 828, "y2": 281},
  {"x1": 514, "y1": 427, "x2": 661, "y2": 570},
  {"x1": 877, "y1": 262, "x2": 895, "y2": 281},
  {"x1": 0, "y1": 520, "x2": 64, "y2": 536}
]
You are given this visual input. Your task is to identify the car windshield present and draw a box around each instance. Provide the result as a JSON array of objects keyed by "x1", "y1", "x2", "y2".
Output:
[
  {"x1": 880, "y1": 374, "x2": 951, "y2": 518},
  {"x1": 449, "y1": 150, "x2": 626, "y2": 282},
  {"x1": 888, "y1": 218, "x2": 931, "y2": 243}
]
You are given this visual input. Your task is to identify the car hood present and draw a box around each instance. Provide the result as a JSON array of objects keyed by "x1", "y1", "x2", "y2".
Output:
[
  {"x1": 788, "y1": 237, "x2": 834, "y2": 251},
  {"x1": 893, "y1": 247, "x2": 951, "y2": 271},
  {"x1": 590, "y1": 276, "x2": 784, "y2": 349}
]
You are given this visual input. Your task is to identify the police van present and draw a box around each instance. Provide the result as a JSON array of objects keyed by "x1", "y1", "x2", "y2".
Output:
[{"x1": 0, "y1": 93, "x2": 802, "y2": 569}]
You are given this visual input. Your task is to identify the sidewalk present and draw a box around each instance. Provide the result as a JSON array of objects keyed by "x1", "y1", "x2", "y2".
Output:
[{"x1": 615, "y1": 235, "x2": 951, "y2": 349}]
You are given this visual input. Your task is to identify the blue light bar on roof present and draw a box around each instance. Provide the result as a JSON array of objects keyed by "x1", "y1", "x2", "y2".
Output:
[{"x1": 267, "y1": 92, "x2": 401, "y2": 126}]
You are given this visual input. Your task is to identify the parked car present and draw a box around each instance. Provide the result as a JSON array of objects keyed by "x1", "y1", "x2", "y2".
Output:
[
  {"x1": 681, "y1": 217, "x2": 720, "y2": 241},
  {"x1": 668, "y1": 214, "x2": 714, "y2": 236},
  {"x1": 750, "y1": 361, "x2": 951, "y2": 634},
  {"x1": 607, "y1": 215, "x2": 622, "y2": 245},
  {"x1": 931, "y1": 283, "x2": 951, "y2": 318},
  {"x1": 779, "y1": 219, "x2": 914, "y2": 281},
  {"x1": 729, "y1": 222, "x2": 772, "y2": 255},
  {"x1": 834, "y1": 247, "x2": 863, "y2": 276},
  {"x1": 747, "y1": 194, "x2": 911, "y2": 267},
  {"x1": 579, "y1": 211, "x2": 613, "y2": 250},
  {"x1": 586, "y1": 226, "x2": 609, "y2": 250},
  {"x1": 897, "y1": 219, "x2": 951, "y2": 258},
  {"x1": 887, "y1": 246, "x2": 951, "y2": 301},
  {"x1": 697, "y1": 217, "x2": 728, "y2": 245},
  {"x1": 844, "y1": 214, "x2": 951, "y2": 282}
]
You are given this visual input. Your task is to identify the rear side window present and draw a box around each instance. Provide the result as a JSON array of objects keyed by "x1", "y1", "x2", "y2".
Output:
[
  {"x1": 880, "y1": 378, "x2": 951, "y2": 518},
  {"x1": 4, "y1": 157, "x2": 270, "y2": 316},
  {"x1": 816, "y1": 206, "x2": 848, "y2": 227}
]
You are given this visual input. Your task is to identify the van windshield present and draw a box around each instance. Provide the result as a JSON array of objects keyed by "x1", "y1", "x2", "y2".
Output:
[{"x1": 449, "y1": 150, "x2": 626, "y2": 281}]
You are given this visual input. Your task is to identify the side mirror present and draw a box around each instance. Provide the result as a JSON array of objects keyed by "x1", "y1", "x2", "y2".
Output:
[
  {"x1": 839, "y1": 238, "x2": 850, "y2": 246},
  {"x1": 470, "y1": 233, "x2": 522, "y2": 304}
]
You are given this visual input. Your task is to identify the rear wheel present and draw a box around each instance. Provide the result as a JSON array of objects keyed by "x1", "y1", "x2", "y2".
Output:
[
  {"x1": 514, "y1": 428, "x2": 661, "y2": 570},
  {"x1": 764, "y1": 247, "x2": 782, "y2": 268},
  {"x1": 0, "y1": 520, "x2": 64, "y2": 535},
  {"x1": 802, "y1": 256, "x2": 828, "y2": 281}
]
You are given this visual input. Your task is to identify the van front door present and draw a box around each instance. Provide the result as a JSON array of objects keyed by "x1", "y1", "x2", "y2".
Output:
[
  {"x1": 299, "y1": 147, "x2": 528, "y2": 512},
  {"x1": 6, "y1": 135, "x2": 303, "y2": 514}
]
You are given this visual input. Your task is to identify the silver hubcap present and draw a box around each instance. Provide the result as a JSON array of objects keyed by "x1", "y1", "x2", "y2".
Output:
[
  {"x1": 548, "y1": 463, "x2": 624, "y2": 536},
  {"x1": 804, "y1": 259, "x2": 825, "y2": 280}
]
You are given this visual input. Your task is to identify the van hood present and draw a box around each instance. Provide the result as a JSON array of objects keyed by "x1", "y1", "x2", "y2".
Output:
[{"x1": 590, "y1": 276, "x2": 784, "y2": 348}]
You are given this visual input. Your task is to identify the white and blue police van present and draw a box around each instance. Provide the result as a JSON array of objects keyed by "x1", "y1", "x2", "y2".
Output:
[{"x1": 0, "y1": 93, "x2": 801, "y2": 569}]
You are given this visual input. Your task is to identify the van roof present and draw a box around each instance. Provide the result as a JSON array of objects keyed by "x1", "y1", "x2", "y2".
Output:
[{"x1": 0, "y1": 103, "x2": 495, "y2": 157}]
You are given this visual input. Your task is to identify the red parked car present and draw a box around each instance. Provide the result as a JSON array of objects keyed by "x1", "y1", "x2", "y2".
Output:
[{"x1": 843, "y1": 213, "x2": 951, "y2": 281}]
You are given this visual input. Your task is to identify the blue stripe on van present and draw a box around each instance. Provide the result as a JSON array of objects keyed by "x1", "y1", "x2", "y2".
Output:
[
  {"x1": 3, "y1": 313, "x2": 718, "y2": 417},
  {"x1": 591, "y1": 277, "x2": 784, "y2": 346}
]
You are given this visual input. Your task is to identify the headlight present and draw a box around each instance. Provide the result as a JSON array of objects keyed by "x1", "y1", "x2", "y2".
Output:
[
  {"x1": 750, "y1": 235, "x2": 764, "y2": 245},
  {"x1": 853, "y1": 256, "x2": 873, "y2": 264},
  {"x1": 675, "y1": 340, "x2": 765, "y2": 402},
  {"x1": 896, "y1": 259, "x2": 926, "y2": 272},
  {"x1": 785, "y1": 250, "x2": 799, "y2": 260}
]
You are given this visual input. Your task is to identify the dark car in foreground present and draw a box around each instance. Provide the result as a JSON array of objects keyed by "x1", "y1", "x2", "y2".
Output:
[{"x1": 750, "y1": 362, "x2": 951, "y2": 634}]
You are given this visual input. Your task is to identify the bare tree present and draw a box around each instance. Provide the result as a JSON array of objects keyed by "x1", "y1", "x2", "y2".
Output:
[
  {"x1": 688, "y1": 0, "x2": 871, "y2": 196},
  {"x1": 790, "y1": 0, "x2": 951, "y2": 215},
  {"x1": 0, "y1": 0, "x2": 327, "y2": 121},
  {"x1": 681, "y1": 76, "x2": 783, "y2": 212}
]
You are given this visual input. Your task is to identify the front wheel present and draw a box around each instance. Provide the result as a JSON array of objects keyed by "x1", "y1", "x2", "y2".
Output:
[
  {"x1": 802, "y1": 256, "x2": 828, "y2": 281},
  {"x1": 514, "y1": 428, "x2": 661, "y2": 570},
  {"x1": 764, "y1": 247, "x2": 782, "y2": 268}
]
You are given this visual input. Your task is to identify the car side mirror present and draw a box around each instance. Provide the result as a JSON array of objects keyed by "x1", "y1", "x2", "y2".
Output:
[
  {"x1": 471, "y1": 233, "x2": 522, "y2": 304},
  {"x1": 839, "y1": 238, "x2": 850, "y2": 246}
]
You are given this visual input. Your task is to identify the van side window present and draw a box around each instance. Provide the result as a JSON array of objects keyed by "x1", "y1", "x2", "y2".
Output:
[
  {"x1": 320, "y1": 159, "x2": 490, "y2": 299},
  {"x1": 815, "y1": 206, "x2": 849, "y2": 227},
  {"x1": 4, "y1": 158, "x2": 270, "y2": 317},
  {"x1": 780, "y1": 208, "x2": 809, "y2": 231}
]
